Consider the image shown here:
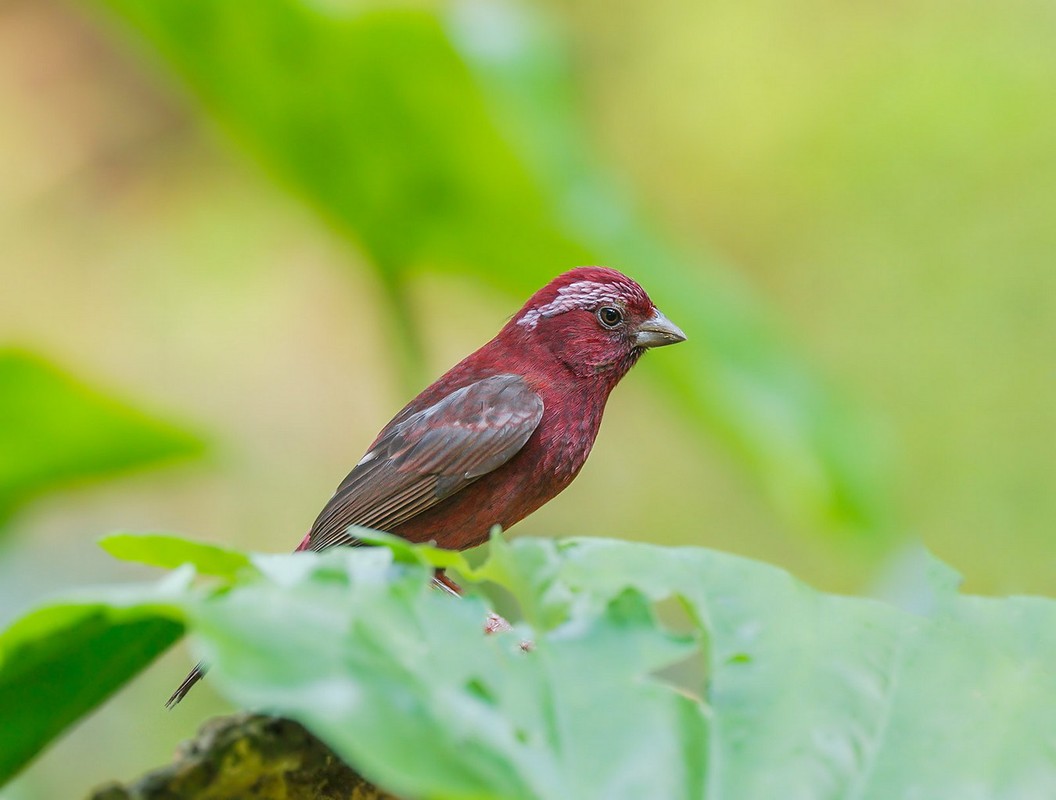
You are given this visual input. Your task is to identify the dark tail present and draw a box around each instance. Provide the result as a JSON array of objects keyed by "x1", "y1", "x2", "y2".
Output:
[{"x1": 166, "y1": 661, "x2": 207, "y2": 709}]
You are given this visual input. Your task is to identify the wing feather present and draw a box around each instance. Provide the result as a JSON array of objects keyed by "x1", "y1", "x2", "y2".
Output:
[{"x1": 307, "y1": 374, "x2": 543, "y2": 551}]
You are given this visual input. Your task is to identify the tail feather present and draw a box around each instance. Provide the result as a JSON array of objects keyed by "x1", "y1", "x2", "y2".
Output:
[{"x1": 166, "y1": 662, "x2": 207, "y2": 709}]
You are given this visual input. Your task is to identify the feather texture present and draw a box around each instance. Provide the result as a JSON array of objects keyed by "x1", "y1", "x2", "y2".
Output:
[{"x1": 308, "y1": 375, "x2": 544, "y2": 550}]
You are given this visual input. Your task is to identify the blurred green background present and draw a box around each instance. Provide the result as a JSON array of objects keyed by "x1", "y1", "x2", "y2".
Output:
[{"x1": 0, "y1": 0, "x2": 1053, "y2": 796}]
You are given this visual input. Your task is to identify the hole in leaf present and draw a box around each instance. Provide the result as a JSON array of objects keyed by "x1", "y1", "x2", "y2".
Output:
[
  {"x1": 650, "y1": 595, "x2": 709, "y2": 699},
  {"x1": 651, "y1": 646, "x2": 707, "y2": 702},
  {"x1": 464, "y1": 677, "x2": 497, "y2": 705}
]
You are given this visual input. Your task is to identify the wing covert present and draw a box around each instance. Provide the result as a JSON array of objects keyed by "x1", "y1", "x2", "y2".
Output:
[{"x1": 307, "y1": 374, "x2": 543, "y2": 550}]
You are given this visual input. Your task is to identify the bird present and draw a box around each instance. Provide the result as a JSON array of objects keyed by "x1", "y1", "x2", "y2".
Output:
[{"x1": 167, "y1": 266, "x2": 685, "y2": 706}]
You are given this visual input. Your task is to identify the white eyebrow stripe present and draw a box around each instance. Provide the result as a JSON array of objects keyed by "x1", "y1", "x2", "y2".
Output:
[{"x1": 517, "y1": 280, "x2": 623, "y2": 329}]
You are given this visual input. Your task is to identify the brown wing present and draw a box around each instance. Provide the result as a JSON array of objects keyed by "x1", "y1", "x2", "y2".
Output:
[{"x1": 306, "y1": 374, "x2": 544, "y2": 551}]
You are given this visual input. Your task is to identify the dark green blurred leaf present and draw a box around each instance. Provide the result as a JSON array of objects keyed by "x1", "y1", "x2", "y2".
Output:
[
  {"x1": 97, "y1": 0, "x2": 586, "y2": 280},
  {"x1": 0, "y1": 577, "x2": 187, "y2": 785},
  {"x1": 0, "y1": 349, "x2": 204, "y2": 528},
  {"x1": 93, "y1": 0, "x2": 892, "y2": 542},
  {"x1": 99, "y1": 532, "x2": 255, "y2": 579}
]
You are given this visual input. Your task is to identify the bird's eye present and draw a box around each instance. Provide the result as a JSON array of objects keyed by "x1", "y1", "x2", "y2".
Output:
[{"x1": 597, "y1": 306, "x2": 623, "y2": 328}]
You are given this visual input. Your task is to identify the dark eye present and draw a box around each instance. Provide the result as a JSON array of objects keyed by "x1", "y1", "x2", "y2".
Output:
[{"x1": 597, "y1": 306, "x2": 623, "y2": 328}]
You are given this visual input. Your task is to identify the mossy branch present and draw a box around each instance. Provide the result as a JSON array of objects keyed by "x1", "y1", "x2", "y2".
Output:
[{"x1": 88, "y1": 713, "x2": 397, "y2": 800}]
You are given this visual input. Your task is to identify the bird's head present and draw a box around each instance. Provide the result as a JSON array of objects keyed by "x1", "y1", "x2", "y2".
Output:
[{"x1": 506, "y1": 267, "x2": 686, "y2": 379}]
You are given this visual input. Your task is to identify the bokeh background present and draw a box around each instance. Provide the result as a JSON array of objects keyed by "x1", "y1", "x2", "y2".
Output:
[{"x1": 1, "y1": 0, "x2": 1053, "y2": 796}]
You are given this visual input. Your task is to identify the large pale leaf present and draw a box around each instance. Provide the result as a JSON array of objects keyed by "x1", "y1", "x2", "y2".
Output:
[
  {"x1": 512, "y1": 538, "x2": 1056, "y2": 800},
  {"x1": 1, "y1": 534, "x2": 1054, "y2": 795},
  {"x1": 91, "y1": 0, "x2": 890, "y2": 541},
  {"x1": 0, "y1": 349, "x2": 203, "y2": 528},
  {"x1": 188, "y1": 537, "x2": 1056, "y2": 798},
  {"x1": 193, "y1": 547, "x2": 705, "y2": 799}
]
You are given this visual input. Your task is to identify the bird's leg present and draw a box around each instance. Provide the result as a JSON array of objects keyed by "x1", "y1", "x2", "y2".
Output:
[
  {"x1": 431, "y1": 570, "x2": 529, "y2": 647},
  {"x1": 484, "y1": 612, "x2": 512, "y2": 634},
  {"x1": 490, "y1": 613, "x2": 533, "y2": 651}
]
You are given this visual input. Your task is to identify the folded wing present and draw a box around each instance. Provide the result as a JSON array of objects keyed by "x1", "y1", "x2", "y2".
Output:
[{"x1": 307, "y1": 374, "x2": 544, "y2": 551}]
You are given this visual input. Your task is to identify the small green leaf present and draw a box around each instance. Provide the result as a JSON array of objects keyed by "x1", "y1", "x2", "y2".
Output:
[
  {"x1": 99, "y1": 532, "x2": 255, "y2": 579},
  {"x1": 353, "y1": 526, "x2": 472, "y2": 572}
]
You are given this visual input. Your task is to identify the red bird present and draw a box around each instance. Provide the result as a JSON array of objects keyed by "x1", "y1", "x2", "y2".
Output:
[{"x1": 168, "y1": 267, "x2": 684, "y2": 706}]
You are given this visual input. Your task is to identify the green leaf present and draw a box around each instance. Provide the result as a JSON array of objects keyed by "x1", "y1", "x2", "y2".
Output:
[
  {"x1": 498, "y1": 538, "x2": 1056, "y2": 799},
  {"x1": 182, "y1": 536, "x2": 1056, "y2": 799},
  {"x1": 0, "y1": 349, "x2": 204, "y2": 528},
  {"x1": 4, "y1": 533, "x2": 1056, "y2": 795},
  {"x1": 192, "y1": 547, "x2": 706, "y2": 799},
  {"x1": 99, "y1": 532, "x2": 255, "y2": 579},
  {"x1": 0, "y1": 576, "x2": 188, "y2": 784},
  {"x1": 91, "y1": 0, "x2": 891, "y2": 541}
]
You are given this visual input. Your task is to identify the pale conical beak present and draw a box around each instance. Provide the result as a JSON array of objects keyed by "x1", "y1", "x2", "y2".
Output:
[{"x1": 635, "y1": 309, "x2": 687, "y2": 349}]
